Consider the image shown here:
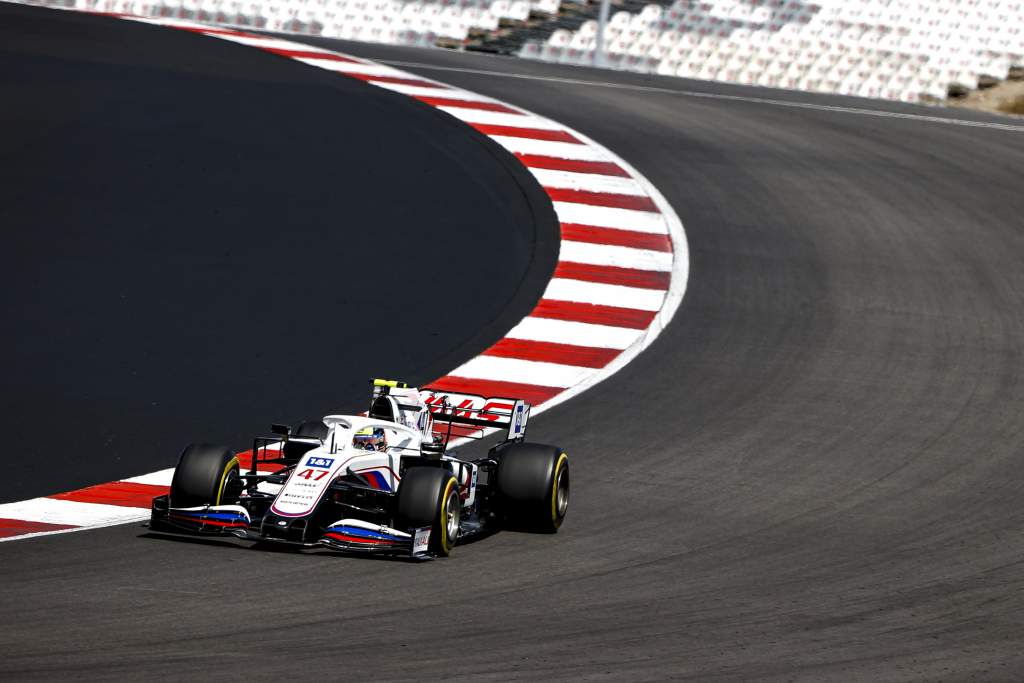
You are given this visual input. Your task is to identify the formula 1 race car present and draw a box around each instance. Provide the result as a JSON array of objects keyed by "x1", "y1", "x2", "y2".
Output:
[{"x1": 148, "y1": 380, "x2": 569, "y2": 558}]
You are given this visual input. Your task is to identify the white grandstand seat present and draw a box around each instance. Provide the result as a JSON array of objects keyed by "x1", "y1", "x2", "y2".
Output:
[
  {"x1": 521, "y1": 41, "x2": 543, "y2": 58},
  {"x1": 489, "y1": 0, "x2": 509, "y2": 19},
  {"x1": 507, "y1": 0, "x2": 530, "y2": 21},
  {"x1": 532, "y1": 0, "x2": 560, "y2": 15}
]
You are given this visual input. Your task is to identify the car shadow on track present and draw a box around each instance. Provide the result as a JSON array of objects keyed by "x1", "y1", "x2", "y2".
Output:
[
  {"x1": 137, "y1": 525, "x2": 507, "y2": 560},
  {"x1": 136, "y1": 530, "x2": 446, "y2": 563}
]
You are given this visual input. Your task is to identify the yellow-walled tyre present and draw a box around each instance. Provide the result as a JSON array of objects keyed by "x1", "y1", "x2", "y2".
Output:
[
  {"x1": 169, "y1": 444, "x2": 239, "y2": 508},
  {"x1": 495, "y1": 443, "x2": 570, "y2": 533},
  {"x1": 397, "y1": 467, "x2": 461, "y2": 556}
]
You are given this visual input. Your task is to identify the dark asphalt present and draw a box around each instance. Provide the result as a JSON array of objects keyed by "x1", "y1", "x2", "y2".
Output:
[
  {"x1": 5, "y1": 9, "x2": 1024, "y2": 682},
  {"x1": 0, "y1": 4, "x2": 557, "y2": 502}
]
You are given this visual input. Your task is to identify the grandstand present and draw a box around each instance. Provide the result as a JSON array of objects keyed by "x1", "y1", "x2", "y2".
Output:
[
  {"x1": 520, "y1": 0, "x2": 1024, "y2": 103},
  {"x1": 33, "y1": 0, "x2": 562, "y2": 46},
  {"x1": 23, "y1": 0, "x2": 1024, "y2": 104}
]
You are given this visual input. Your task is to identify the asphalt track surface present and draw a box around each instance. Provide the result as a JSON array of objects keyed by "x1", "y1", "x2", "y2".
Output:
[
  {"x1": 4, "y1": 8, "x2": 1024, "y2": 681},
  {"x1": 0, "y1": 4, "x2": 557, "y2": 503}
]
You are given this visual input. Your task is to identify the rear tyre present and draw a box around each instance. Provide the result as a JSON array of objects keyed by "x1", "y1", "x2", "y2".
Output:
[
  {"x1": 397, "y1": 467, "x2": 460, "y2": 556},
  {"x1": 496, "y1": 443, "x2": 569, "y2": 533},
  {"x1": 169, "y1": 444, "x2": 239, "y2": 508}
]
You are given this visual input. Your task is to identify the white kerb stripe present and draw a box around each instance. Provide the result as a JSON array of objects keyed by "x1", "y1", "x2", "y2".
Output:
[
  {"x1": 297, "y1": 61, "x2": 407, "y2": 78},
  {"x1": 127, "y1": 17, "x2": 210, "y2": 29},
  {"x1": 212, "y1": 35, "x2": 337, "y2": 53},
  {"x1": 488, "y1": 136, "x2": 608, "y2": 162},
  {"x1": 121, "y1": 469, "x2": 175, "y2": 487},
  {"x1": 560, "y1": 240, "x2": 674, "y2": 272},
  {"x1": 530, "y1": 167, "x2": 646, "y2": 196},
  {"x1": 543, "y1": 278, "x2": 666, "y2": 311},
  {"x1": 448, "y1": 356, "x2": 596, "y2": 389},
  {"x1": 553, "y1": 202, "x2": 667, "y2": 235},
  {"x1": 506, "y1": 316, "x2": 642, "y2": 350},
  {"x1": 364, "y1": 81, "x2": 493, "y2": 100},
  {"x1": 0, "y1": 498, "x2": 147, "y2": 526},
  {"x1": 436, "y1": 107, "x2": 565, "y2": 130}
]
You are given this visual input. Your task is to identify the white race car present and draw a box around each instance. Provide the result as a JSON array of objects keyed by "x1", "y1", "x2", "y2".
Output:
[{"x1": 149, "y1": 379, "x2": 570, "y2": 558}]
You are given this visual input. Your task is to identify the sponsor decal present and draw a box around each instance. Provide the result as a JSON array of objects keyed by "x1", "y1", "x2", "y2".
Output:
[
  {"x1": 306, "y1": 456, "x2": 334, "y2": 469},
  {"x1": 412, "y1": 526, "x2": 431, "y2": 555},
  {"x1": 510, "y1": 401, "x2": 525, "y2": 436},
  {"x1": 421, "y1": 392, "x2": 515, "y2": 422}
]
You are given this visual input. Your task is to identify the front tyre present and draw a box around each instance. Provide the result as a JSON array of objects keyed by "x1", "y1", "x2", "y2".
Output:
[
  {"x1": 496, "y1": 443, "x2": 570, "y2": 533},
  {"x1": 169, "y1": 444, "x2": 239, "y2": 508},
  {"x1": 397, "y1": 467, "x2": 461, "y2": 556}
]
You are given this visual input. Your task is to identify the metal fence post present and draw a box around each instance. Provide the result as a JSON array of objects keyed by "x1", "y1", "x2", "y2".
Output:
[{"x1": 595, "y1": 0, "x2": 611, "y2": 67}]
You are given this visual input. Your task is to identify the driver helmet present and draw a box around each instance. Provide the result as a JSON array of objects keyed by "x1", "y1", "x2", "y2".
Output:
[{"x1": 353, "y1": 427, "x2": 387, "y2": 452}]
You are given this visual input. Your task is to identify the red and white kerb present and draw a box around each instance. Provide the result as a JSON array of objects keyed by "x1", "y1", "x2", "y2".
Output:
[{"x1": 0, "y1": 14, "x2": 689, "y2": 542}]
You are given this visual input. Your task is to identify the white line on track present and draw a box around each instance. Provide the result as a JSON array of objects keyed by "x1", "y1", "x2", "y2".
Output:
[{"x1": 377, "y1": 60, "x2": 1024, "y2": 134}]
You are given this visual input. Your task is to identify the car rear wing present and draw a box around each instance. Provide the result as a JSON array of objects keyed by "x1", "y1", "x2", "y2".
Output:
[
  {"x1": 371, "y1": 379, "x2": 530, "y2": 450},
  {"x1": 419, "y1": 385, "x2": 530, "y2": 448}
]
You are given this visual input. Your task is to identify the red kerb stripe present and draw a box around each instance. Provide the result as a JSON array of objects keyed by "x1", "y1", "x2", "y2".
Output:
[
  {"x1": 471, "y1": 124, "x2": 580, "y2": 143},
  {"x1": 0, "y1": 518, "x2": 76, "y2": 539},
  {"x1": 236, "y1": 449, "x2": 288, "y2": 472},
  {"x1": 561, "y1": 223, "x2": 672, "y2": 252},
  {"x1": 260, "y1": 47, "x2": 358, "y2": 63},
  {"x1": 50, "y1": 481, "x2": 169, "y2": 508},
  {"x1": 415, "y1": 97, "x2": 517, "y2": 113},
  {"x1": 555, "y1": 262, "x2": 671, "y2": 290},
  {"x1": 428, "y1": 376, "x2": 563, "y2": 406},
  {"x1": 532, "y1": 299, "x2": 657, "y2": 330},
  {"x1": 483, "y1": 338, "x2": 621, "y2": 369},
  {"x1": 546, "y1": 187, "x2": 659, "y2": 212},
  {"x1": 515, "y1": 154, "x2": 629, "y2": 177}
]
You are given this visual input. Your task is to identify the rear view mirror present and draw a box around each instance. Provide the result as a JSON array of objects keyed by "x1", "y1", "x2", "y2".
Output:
[{"x1": 271, "y1": 424, "x2": 291, "y2": 437}]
